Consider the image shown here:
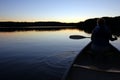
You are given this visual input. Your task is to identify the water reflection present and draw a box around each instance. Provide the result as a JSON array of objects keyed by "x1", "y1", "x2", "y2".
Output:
[
  {"x1": 0, "y1": 27, "x2": 75, "y2": 32},
  {"x1": 0, "y1": 28, "x2": 91, "y2": 80},
  {"x1": 0, "y1": 28, "x2": 119, "y2": 80},
  {"x1": 0, "y1": 26, "x2": 120, "y2": 37}
]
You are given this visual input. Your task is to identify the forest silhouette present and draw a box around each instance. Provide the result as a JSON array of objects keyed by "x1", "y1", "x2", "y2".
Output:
[{"x1": 0, "y1": 16, "x2": 120, "y2": 36}]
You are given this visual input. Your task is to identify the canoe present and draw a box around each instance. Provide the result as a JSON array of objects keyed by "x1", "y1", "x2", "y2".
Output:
[{"x1": 62, "y1": 42, "x2": 120, "y2": 80}]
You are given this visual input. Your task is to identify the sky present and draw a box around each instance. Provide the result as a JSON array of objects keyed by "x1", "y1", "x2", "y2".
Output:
[{"x1": 0, "y1": 0, "x2": 120, "y2": 23}]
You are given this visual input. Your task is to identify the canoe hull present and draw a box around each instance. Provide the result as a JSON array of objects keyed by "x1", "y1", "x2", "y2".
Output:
[
  {"x1": 67, "y1": 66, "x2": 120, "y2": 80},
  {"x1": 62, "y1": 42, "x2": 120, "y2": 80}
]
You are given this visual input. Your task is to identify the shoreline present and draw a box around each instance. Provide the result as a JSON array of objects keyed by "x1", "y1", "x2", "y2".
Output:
[{"x1": 0, "y1": 26, "x2": 77, "y2": 32}]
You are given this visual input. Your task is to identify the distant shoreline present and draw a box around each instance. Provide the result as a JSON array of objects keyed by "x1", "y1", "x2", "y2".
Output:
[
  {"x1": 0, "y1": 22, "x2": 76, "y2": 27},
  {"x1": 0, "y1": 16, "x2": 120, "y2": 34}
]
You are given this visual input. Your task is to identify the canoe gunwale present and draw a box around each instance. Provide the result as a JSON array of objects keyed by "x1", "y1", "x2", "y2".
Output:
[
  {"x1": 73, "y1": 64, "x2": 120, "y2": 73},
  {"x1": 62, "y1": 42, "x2": 120, "y2": 80}
]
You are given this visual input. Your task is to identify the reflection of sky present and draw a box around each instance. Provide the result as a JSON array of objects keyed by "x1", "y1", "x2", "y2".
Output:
[
  {"x1": 0, "y1": 29, "x2": 89, "y2": 40},
  {"x1": 0, "y1": 0, "x2": 120, "y2": 22},
  {"x1": 111, "y1": 38, "x2": 120, "y2": 51},
  {"x1": 0, "y1": 29, "x2": 119, "y2": 52},
  {"x1": 0, "y1": 29, "x2": 92, "y2": 62},
  {"x1": 0, "y1": 29, "x2": 92, "y2": 80},
  {"x1": 0, "y1": 29, "x2": 90, "y2": 50},
  {"x1": 0, "y1": 29, "x2": 119, "y2": 80},
  {"x1": 0, "y1": 30, "x2": 93, "y2": 64}
]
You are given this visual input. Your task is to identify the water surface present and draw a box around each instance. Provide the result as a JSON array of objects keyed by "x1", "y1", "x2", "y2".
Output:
[
  {"x1": 0, "y1": 28, "x2": 119, "y2": 80},
  {"x1": 0, "y1": 29, "x2": 91, "y2": 80}
]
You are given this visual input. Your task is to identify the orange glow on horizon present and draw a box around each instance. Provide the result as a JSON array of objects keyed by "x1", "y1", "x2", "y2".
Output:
[{"x1": 0, "y1": 17, "x2": 88, "y2": 23}]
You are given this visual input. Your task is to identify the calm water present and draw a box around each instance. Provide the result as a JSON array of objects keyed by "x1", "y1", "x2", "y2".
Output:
[
  {"x1": 0, "y1": 28, "x2": 119, "y2": 80},
  {"x1": 0, "y1": 28, "x2": 91, "y2": 80}
]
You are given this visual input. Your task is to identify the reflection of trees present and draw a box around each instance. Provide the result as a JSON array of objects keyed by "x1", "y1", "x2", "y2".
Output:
[{"x1": 0, "y1": 27, "x2": 76, "y2": 32}]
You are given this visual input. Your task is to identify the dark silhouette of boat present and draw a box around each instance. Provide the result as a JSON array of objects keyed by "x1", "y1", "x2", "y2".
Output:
[{"x1": 62, "y1": 42, "x2": 120, "y2": 80}]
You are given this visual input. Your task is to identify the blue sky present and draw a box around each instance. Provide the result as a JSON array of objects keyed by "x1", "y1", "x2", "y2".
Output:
[{"x1": 0, "y1": 0, "x2": 120, "y2": 22}]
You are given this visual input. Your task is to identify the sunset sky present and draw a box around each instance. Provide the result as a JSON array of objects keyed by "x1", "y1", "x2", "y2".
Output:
[{"x1": 0, "y1": 0, "x2": 120, "y2": 23}]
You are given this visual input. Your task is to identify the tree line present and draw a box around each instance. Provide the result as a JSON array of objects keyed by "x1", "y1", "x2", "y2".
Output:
[
  {"x1": 0, "y1": 16, "x2": 120, "y2": 35},
  {"x1": 76, "y1": 16, "x2": 120, "y2": 35}
]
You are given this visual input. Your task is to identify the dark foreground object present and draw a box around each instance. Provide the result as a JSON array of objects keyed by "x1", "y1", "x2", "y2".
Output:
[
  {"x1": 69, "y1": 35, "x2": 89, "y2": 39},
  {"x1": 62, "y1": 42, "x2": 120, "y2": 80}
]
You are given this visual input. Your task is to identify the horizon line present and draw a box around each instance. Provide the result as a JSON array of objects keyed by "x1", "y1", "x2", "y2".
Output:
[{"x1": 0, "y1": 16, "x2": 119, "y2": 23}]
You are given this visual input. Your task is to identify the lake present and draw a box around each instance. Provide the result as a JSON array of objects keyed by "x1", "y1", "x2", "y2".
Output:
[{"x1": 0, "y1": 28, "x2": 119, "y2": 80}]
